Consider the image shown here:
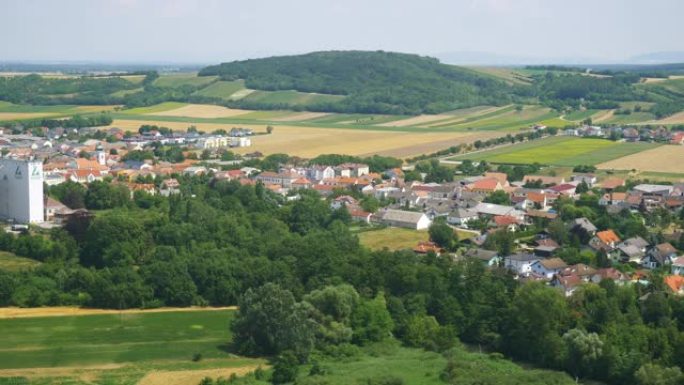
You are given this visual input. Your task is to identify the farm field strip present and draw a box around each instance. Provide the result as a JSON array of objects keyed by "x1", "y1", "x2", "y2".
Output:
[
  {"x1": 428, "y1": 104, "x2": 517, "y2": 128},
  {"x1": 597, "y1": 145, "x2": 684, "y2": 173},
  {"x1": 153, "y1": 74, "x2": 217, "y2": 88},
  {"x1": 450, "y1": 136, "x2": 661, "y2": 166},
  {"x1": 376, "y1": 113, "x2": 454, "y2": 127},
  {"x1": 0, "y1": 309, "x2": 236, "y2": 369},
  {"x1": 150, "y1": 104, "x2": 252, "y2": 118},
  {"x1": 192, "y1": 80, "x2": 246, "y2": 100}
]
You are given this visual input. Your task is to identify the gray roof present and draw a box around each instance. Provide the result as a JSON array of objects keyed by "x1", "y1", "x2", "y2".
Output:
[
  {"x1": 474, "y1": 203, "x2": 520, "y2": 217},
  {"x1": 506, "y1": 253, "x2": 538, "y2": 262},
  {"x1": 449, "y1": 208, "x2": 478, "y2": 219},
  {"x1": 622, "y1": 236, "x2": 649, "y2": 249},
  {"x1": 465, "y1": 248, "x2": 499, "y2": 261},
  {"x1": 380, "y1": 209, "x2": 426, "y2": 224},
  {"x1": 573, "y1": 217, "x2": 597, "y2": 233}
]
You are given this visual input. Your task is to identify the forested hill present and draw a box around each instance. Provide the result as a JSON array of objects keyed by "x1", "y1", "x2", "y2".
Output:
[{"x1": 199, "y1": 51, "x2": 519, "y2": 114}]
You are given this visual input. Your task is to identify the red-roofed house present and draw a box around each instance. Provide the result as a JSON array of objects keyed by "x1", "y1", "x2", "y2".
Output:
[
  {"x1": 590, "y1": 229, "x2": 621, "y2": 254},
  {"x1": 665, "y1": 275, "x2": 684, "y2": 295},
  {"x1": 467, "y1": 178, "x2": 503, "y2": 194}
]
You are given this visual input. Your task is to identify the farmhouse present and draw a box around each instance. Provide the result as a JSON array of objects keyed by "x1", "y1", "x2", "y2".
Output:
[{"x1": 375, "y1": 209, "x2": 432, "y2": 230}]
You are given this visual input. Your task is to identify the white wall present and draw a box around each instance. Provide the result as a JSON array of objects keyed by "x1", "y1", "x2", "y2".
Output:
[{"x1": 0, "y1": 159, "x2": 44, "y2": 223}]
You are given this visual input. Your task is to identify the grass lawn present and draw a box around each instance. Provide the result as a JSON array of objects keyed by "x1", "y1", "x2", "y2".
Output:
[
  {"x1": 0, "y1": 251, "x2": 40, "y2": 272},
  {"x1": 450, "y1": 136, "x2": 660, "y2": 166},
  {"x1": 357, "y1": 227, "x2": 428, "y2": 251},
  {"x1": 0, "y1": 309, "x2": 235, "y2": 369}
]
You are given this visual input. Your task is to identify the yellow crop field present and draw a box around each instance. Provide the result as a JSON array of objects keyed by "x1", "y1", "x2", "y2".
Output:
[
  {"x1": 150, "y1": 104, "x2": 252, "y2": 118},
  {"x1": 106, "y1": 118, "x2": 497, "y2": 158},
  {"x1": 597, "y1": 145, "x2": 684, "y2": 173},
  {"x1": 377, "y1": 114, "x2": 454, "y2": 127}
]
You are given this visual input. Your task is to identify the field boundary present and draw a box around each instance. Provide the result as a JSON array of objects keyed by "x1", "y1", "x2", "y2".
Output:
[{"x1": 0, "y1": 306, "x2": 237, "y2": 319}]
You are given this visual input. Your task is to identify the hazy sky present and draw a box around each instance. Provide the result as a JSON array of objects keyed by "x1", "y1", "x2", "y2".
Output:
[{"x1": 1, "y1": 0, "x2": 683, "y2": 64}]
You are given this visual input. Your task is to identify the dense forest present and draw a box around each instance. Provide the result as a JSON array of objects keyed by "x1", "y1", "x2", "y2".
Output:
[
  {"x1": 199, "y1": 51, "x2": 519, "y2": 114},
  {"x1": 1, "y1": 175, "x2": 684, "y2": 384}
]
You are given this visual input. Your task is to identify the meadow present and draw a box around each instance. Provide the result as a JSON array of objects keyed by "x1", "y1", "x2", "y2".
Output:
[
  {"x1": 0, "y1": 309, "x2": 236, "y2": 369},
  {"x1": 0, "y1": 251, "x2": 40, "y2": 272},
  {"x1": 449, "y1": 136, "x2": 661, "y2": 166},
  {"x1": 357, "y1": 228, "x2": 429, "y2": 250}
]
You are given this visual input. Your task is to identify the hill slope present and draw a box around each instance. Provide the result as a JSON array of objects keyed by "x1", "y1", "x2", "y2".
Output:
[{"x1": 199, "y1": 51, "x2": 518, "y2": 114}]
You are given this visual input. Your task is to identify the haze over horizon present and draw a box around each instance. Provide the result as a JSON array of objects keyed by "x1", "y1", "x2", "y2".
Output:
[{"x1": 2, "y1": 0, "x2": 684, "y2": 65}]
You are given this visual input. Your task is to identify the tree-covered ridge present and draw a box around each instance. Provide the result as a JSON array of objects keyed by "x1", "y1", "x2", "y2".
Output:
[{"x1": 199, "y1": 51, "x2": 519, "y2": 114}]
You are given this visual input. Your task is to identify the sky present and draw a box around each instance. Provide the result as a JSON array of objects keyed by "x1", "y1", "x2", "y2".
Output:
[{"x1": 1, "y1": 0, "x2": 683, "y2": 64}]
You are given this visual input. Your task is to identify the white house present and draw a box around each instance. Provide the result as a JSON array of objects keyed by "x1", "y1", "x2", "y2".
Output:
[
  {"x1": 505, "y1": 253, "x2": 539, "y2": 277},
  {"x1": 672, "y1": 257, "x2": 684, "y2": 276},
  {"x1": 530, "y1": 258, "x2": 568, "y2": 279},
  {"x1": 447, "y1": 208, "x2": 479, "y2": 227}
]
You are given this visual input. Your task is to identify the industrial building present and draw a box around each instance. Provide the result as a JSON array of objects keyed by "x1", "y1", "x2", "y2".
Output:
[{"x1": 0, "y1": 158, "x2": 44, "y2": 223}]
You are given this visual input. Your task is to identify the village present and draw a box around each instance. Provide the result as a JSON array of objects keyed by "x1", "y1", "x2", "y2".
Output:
[{"x1": 1, "y1": 119, "x2": 683, "y2": 301}]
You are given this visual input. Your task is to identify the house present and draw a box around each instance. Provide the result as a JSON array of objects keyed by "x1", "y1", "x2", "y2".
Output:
[
  {"x1": 623, "y1": 127, "x2": 641, "y2": 142},
  {"x1": 331, "y1": 195, "x2": 359, "y2": 210},
  {"x1": 571, "y1": 217, "x2": 598, "y2": 238},
  {"x1": 504, "y1": 253, "x2": 539, "y2": 276},
  {"x1": 492, "y1": 215, "x2": 520, "y2": 232},
  {"x1": 308, "y1": 165, "x2": 335, "y2": 181},
  {"x1": 599, "y1": 192, "x2": 627, "y2": 206},
  {"x1": 665, "y1": 275, "x2": 684, "y2": 295},
  {"x1": 473, "y1": 203, "x2": 524, "y2": 220},
  {"x1": 563, "y1": 264, "x2": 597, "y2": 282},
  {"x1": 375, "y1": 209, "x2": 432, "y2": 230},
  {"x1": 336, "y1": 163, "x2": 370, "y2": 177},
  {"x1": 464, "y1": 248, "x2": 501, "y2": 267},
  {"x1": 572, "y1": 174, "x2": 597, "y2": 186},
  {"x1": 65, "y1": 169, "x2": 103, "y2": 184},
  {"x1": 590, "y1": 229, "x2": 621, "y2": 252},
  {"x1": 534, "y1": 238, "x2": 560, "y2": 257},
  {"x1": 530, "y1": 258, "x2": 568, "y2": 279},
  {"x1": 633, "y1": 184, "x2": 674, "y2": 196},
  {"x1": 617, "y1": 236, "x2": 649, "y2": 263},
  {"x1": 641, "y1": 243, "x2": 679, "y2": 269},
  {"x1": 483, "y1": 172, "x2": 509, "y2": 186},
  {"x1": 447, "y1": 208, "x2": 479, "y2": 227},
  {"x1": 522, "y1": 175, "x2": 565, "y2": 186},
  {"x1": 183, "y1": 166, "x2": 207, "y2": 176},
  {"x1": 44, "y1": 196, "x2": 70, "y2": 222},
  {"x1": 349, "y1": 209, "x2": 372, "y2": 224},
  {"x1": 466, "y1": 178, "x2": 503, "y2": 194},
  {"x1": 160, "y1": 178, "x2": 181, "y2": 196},
  {"x1": 671, "y1": 132, "x2": 684, "y2": 145},
  {"x1": 671, "y1": 257, "x2": 684, "y2": 276},
  {"x1": 599, "y1": 178, "x2": 626, "y2": 191},
  {"x1": 551, "y1": 274, "x2": 583, "y2": 297},
  {"x1": 548, "y1": 183, "x2": 577, "y2": 197},
  {"x1": 591, "y1": 268, "x2": 629, "y2": 285}
]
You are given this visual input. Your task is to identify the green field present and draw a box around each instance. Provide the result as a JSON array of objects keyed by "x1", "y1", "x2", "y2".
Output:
[
  {"x1": 358, "y1": 228, "x2": 429, "y2": 251},
  {"x1": 564, "y1": 109, "x2": 599, "y2": 121},
  {"x1": 0, "y1": 309, "x2": 235, "y2": 369},
  {"x1": 450, "y1": 136, "x2": 661, "y2": 166},
  {"x1": 154, "y1": 73, "x2": 217, "y2": 88},
  {"x1": 193, "y1": 80, "x2": 247, "y2": 100},
  {"x1": 243, "y1": 90, "x2": 346, "y2": 106}
]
